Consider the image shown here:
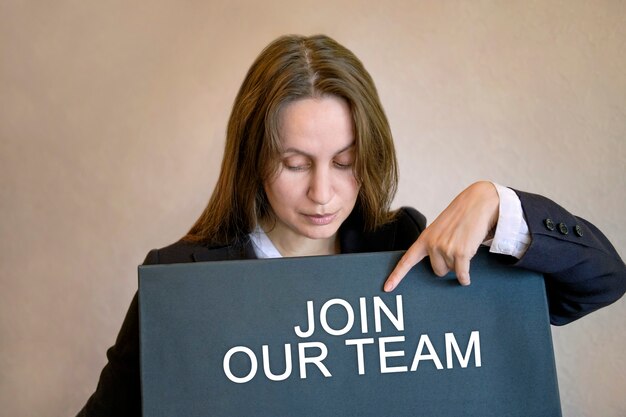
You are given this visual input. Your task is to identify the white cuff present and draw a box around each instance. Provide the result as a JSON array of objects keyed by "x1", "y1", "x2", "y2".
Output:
[{"x1": 485, "y1": 183, "x2": 531, "y2": 259}]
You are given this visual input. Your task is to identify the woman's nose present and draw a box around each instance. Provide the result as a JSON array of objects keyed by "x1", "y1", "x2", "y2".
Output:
[{"x1": 307, "y1": 167, "x2": 333, "y2": 205}]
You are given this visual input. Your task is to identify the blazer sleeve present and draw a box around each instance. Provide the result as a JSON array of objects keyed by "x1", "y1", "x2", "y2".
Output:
[
  {"x1": 76, "y1": 249, "x2": 160, "y2": 417},
  {"x1": 513, "y1": 190, "x2": 626, "y2": 325}
]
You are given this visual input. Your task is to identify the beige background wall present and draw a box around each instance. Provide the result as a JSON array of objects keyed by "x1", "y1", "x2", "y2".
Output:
[{"x1": 1, "y1": 1, "x2": 624, "y2": 416}]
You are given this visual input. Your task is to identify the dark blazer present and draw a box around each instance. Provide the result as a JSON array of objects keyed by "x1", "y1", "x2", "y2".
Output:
[{"x1": 77, "y1": 190, "x2": 625, "y2": 417}]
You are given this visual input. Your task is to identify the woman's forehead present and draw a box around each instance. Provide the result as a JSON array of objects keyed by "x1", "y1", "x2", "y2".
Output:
[{"x1": 278, "y1": 95, "x2": 354, "y2": 155}]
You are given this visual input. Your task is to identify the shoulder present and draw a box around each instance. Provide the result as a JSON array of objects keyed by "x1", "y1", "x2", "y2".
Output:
[
  {"x1": 142, "y1": 239, "x2": 247, "y2": 265},
  {"x1": 142, "y1": 240, "x2": 206, "y2": 265},
  {"x1": 395, "y1": 206, "x2": 427, "y2": 232},
  {"x1": 389, "y1": 206, "x2": 427, "y2": 250},
  {"x1": 340, "y1": 206, "x2": 426, "y2": 253}
]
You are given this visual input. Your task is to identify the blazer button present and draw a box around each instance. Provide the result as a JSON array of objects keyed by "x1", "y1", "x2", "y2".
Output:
[
  {"x1": 574, "y1": 225, "x2": 583, "y2": 237},
  {"x1": 558, "y1": 223, "x2": 569, "y2": 235},
  {"x1": 544, "y1": 218, "x2": 556, "y2": 231}
]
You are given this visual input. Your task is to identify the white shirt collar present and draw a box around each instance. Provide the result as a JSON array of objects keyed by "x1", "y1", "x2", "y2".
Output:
[{"x1": 249, "y1": 225, "x2": 283, "y2": 259}]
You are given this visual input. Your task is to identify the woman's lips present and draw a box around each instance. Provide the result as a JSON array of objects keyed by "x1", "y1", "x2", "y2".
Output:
[{"x1": 303, "y1": 212, "x2": 337, "y2": 226}]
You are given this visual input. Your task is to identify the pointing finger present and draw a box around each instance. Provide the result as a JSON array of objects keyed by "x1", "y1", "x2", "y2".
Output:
[{"x1": 384, "y1": 239, "x2": 427, "y2": 292}]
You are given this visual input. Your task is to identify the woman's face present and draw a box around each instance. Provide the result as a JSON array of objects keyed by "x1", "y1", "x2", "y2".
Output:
[{"x1": 263, "y1": 95, "x2": 360, "y2": 253}]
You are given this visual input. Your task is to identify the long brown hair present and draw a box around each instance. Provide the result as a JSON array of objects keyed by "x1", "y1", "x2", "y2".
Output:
[{"x1": 185, "y1": 34, "x2": 398, "y2": 245}]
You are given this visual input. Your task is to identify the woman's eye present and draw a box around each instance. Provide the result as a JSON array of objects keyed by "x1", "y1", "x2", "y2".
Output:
[
  {"x1": 283, "y1": 158, "x2": 310, "y2": 171},
  {"x1": 333, "y1": 160, "x2": 354, "y2": 169},
  {"x1": 285, "y1": 164, "x2": 309, "y2": 171}
]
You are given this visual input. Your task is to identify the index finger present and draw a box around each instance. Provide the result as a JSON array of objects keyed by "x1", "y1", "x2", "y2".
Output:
[{"x1": 383, "y1": 239, "x2": 427, "y2": 292}]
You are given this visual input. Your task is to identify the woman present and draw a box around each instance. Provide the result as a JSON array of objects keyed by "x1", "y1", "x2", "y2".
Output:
[{"x1": 77, "y1": 34, "x2": 625, "y2": 416}]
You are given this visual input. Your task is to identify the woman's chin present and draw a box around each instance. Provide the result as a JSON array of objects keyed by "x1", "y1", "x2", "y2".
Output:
[{"x1": 298, "y1": 224, "x2": 340, "y2": 241}]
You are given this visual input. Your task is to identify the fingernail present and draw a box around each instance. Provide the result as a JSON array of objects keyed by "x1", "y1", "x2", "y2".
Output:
[{"x1": 384, "y1": 281, "x2": 394, "y2": 292}]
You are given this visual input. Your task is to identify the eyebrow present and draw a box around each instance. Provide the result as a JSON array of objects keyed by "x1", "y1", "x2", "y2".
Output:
[{"x1": 281, "y1": 142, "x2": 355, "y2": 158}]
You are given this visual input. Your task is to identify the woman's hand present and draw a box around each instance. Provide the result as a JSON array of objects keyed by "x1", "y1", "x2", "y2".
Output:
[{"x1": 384, "y1": 181, "x2": 500, "y2": 291}]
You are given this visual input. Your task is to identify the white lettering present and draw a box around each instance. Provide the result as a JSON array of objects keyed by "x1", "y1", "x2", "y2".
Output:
[
  {"x1": 379, "y1": 336, "x2": 408, "y2": 374},
  {"x1": 410, "y1": 334, "x2": 444, "y2": 370},
  {"x1": 320, "y1": 298, "x2": 355, "y2": 336},
  {"x1": 262, "y1": 344, "x2": 292, "y2": 381},
  {"x1": 298, "y1": 342, "x2": 332, "y2": 378},
  {"x1": 345, "y1": 338, "x2": 375, "y2": 375},
  {"x1": 445, "y1": 331, "x2": 481, "y2": 369},
  {"x1": 223, "y1": 346, "x2": 258, "y2": 384},
  {"x1": 374, "y1": 295, "x2": 404, "y2": 333},
  {"x1": 294, "y1": 300, "x2": 315, "y2": 338},
  {"x1": 359, "y1": 297, "x2": 368, "y2": 333}
]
